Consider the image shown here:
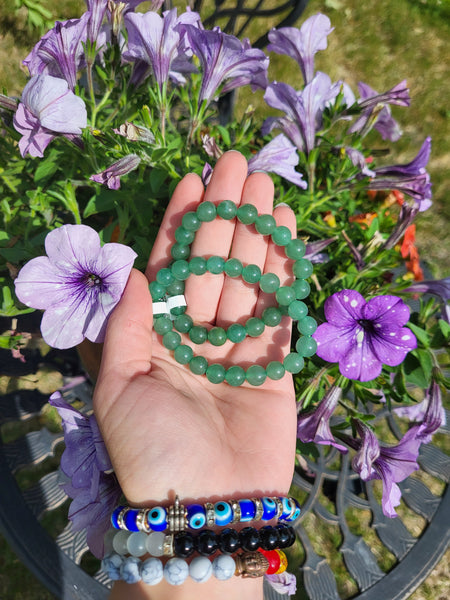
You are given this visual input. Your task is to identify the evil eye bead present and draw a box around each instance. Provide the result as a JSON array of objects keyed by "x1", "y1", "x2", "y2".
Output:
[
  {"x1": 239, "y1": 498, "x2": 256, "y2": 522},
  {"x1": 186, "y1": 504, "x2": 207, "y2": 530},
  {"x1": 123, "y1": 508, "x2": 140, "y2": 532},
  {"x1": 280, "y1": 497, "x2": 292, "y2": 520},
  {"x1": 146, "y1": 506, "x2": 168, "y2": 532},
  {"x1": 284, "y1": 497, "x2": 301, "y2": 522},
  {"x1": 214, "y1": 501, "x2": 233, "y2": 526},
  {"x1": 261, "y1": 497, "x2": 277, "y2": 521}
]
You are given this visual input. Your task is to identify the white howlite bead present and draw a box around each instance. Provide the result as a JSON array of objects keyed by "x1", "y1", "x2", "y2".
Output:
[
  {"x1": 212, "y1": 554, "x2": 236, "y2": 581},
  {"x1": 164, "y1": 557, "x2": 189, "y2": 585},
  {"x1": 120, "y1": 556, "x2": 142, "y2": 584},
  {"x1": 103, "y1": 529, "x2": 116, "y2": 555},
  {"x1": 127, "y1": 531, "x2": 148, "y2": 557},
  {"x1": 146, "y1": 531, "x2": 165, "y2": 557},
  {"x1": 101, "y1": 552, "x2": 123, "y2": 581},
  {"x1": 141, "y1": 558, "x2": 164, "y2": 585},
  {"x1": 112, "y1": 530, "x2": 132, "y2": 555},
  {"x1": 189, "y1": 556, "x2": 213, "y2": 583}
]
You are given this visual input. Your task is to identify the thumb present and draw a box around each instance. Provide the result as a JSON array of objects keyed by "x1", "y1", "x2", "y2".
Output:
[{"x1": 97, "y1": 268, "x2": 153, "y2": 387}]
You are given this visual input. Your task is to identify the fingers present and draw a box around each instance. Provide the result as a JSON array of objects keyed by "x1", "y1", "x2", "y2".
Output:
[
  {"x1": 97, "y1": 269, "x2": 153, "y2": 387},
  {"x1": 185, "y1": 151, "x2": 248, "y2": 324},
  {"x1": 145, "y1": 173, "x2": 204, "y2": 282}
]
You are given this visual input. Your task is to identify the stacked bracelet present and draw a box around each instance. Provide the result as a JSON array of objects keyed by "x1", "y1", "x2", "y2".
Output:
[
  {"x1": 149, "y1": 201, "x2": 316, "y2": 386},
  {"x1": 111, "y1": 495, "x2": 301, "y2": 533},
  {"x1": 102, "y1": 548, "x2": 289, "y2": 585}
]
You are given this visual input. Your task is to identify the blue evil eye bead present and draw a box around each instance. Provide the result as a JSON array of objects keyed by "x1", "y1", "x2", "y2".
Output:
[
  {"x1": 284, "y1": 497, "x2": 301, "y2": 522},
  {"x1": 214, "y1": 501, "x2": 233, "y2": 526},
  {"x1": 279, "y1": 497, "x2": 294, "y2": 520},
  {"x1": 124, "y1": 508, "x2": 140, "y2": 532},
  {"x1": 186, "y1": 504, "x2": 207, "y2": 530},
  {"x1": 239, "y1": 498, "x2": 256, "y2": 522},
  {"x1": 146, "y1": 507, "x2": 168, "y2": 532},
  {"x1": 261, "y1": 497, "x2": 277, "y2": 521},
  {"x1": 111, "y1": 506, "x2": 126, "y2": 529}
]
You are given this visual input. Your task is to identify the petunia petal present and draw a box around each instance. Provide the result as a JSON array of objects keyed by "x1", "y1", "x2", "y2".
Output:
[
  {"x1": 323, "y1": 289, "x2": 365, "y2": 325},
  {"x1": 313, "y1": 322, "x2": 355, "y2": 362},
  {"x1": 364, "y1": 295, "x2": 411, "y2": 329},
  {"x1": 45, "y1": 224, "x2": 102, "y2": 272},
  {"x1": 340, "y1": 334, "x2": 382, "y2": 381},
  {"x1": 14, "y1": 256, "x2": 67, "y2": 309},
  {"x1": 370, "y1": 326, "x2": 417, "y2": 366}
]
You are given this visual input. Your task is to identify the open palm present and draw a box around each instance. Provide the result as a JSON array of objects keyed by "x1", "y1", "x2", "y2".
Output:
[{"x1": 93, "y1": 152, "x2": 298, "y2": 510}]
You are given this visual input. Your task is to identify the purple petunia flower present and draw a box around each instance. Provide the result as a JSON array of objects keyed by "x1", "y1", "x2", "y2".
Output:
[
  {"x1": 13, "y1": 74, "x2": 87, "y2": 158},
  {"x1": 344, "y1": 146, "x2": 375, "y2": 177},
  {"x1": 248, "y1": 134, "x2": 307, "y2": 188},
  {"x1": 267, "y1": 13, "x2": 334, "y2": 84},
  {"x1": 182, "y1": 25, "x2": 269, "y2": 105},
  {"x1": 348, "y1": 80, "x2": 409, "y2": 142},
  {"x1": 313, "y1": 290, "x2": 417, "y2": 381},
  {"x1": 202, "y1": 162, "x2": 213, "y2": 186},
  {"x1": 49, "y1": 392, "x2": 121, "y2": 558},
  {"x1": 383, "y1": 203, "x2": 419, "y2": 250},
  {"x1": 265, "y1": 571, "x2": 297, "y2": 595},
  {"x1": 368, "y1": 137, "x2": 432, "y2": 211},
  {"x1": 14, "y1": 224, "x2": 136, "y2": 349},
  {"x1": 123, "y1": 8, "x2": 200, "y2": 91},
  {"x1": 304, "y1": 237, "x2": 336, "y2": 264},
  {"x1": 24, "y1": 15, "x2": 89, "y2": 90},
  {"x1": 396, "y1": 380, "x2": 446, "y2": 443},
  {"x1": 262, "y1": 73, "x2": 341, "y2": 155},
  {"x1": 403, "y1": 276, "x2": 450, "y2": 318},
  {"x1": 90, "y1": 153, "x2": 141, "y2": 189},
  {"x1": 297, "y1": 385, "x2": 348, "y2": 452}
]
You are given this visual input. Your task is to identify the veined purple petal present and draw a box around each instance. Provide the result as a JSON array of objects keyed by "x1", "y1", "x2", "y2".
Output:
[
  {"x1": 90, "y1": 154, "x2": 141, "y2": 189},
  {"x1": 404, "y1": 277, "x2": 450, "y2": 301},
  {"x1": 268, "y1": 13, "x2": 334, "y2": 84},
  {"x1": 265, "y1": 571, "x2": 297, "y2": 595},
  {"x1": 358, "y1": 80, "x2": 410, "y2": 109},
  {"x1": 351, "y1": 421, "x2": 380, "y2": 480},
  {"x1": 248, "y1": 134, "x2": 306, "y2": 188}
]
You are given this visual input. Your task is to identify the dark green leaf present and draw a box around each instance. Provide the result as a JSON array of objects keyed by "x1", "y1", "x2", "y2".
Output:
[
  {"x1": 83, "y1": 191, "x2": 116, "y2": 218},
  {"x1": 406, "y1": 322, "x2": 430, "y2": 347}
]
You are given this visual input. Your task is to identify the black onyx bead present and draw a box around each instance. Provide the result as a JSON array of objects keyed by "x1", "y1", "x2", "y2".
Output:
[
  {"x1": 196, "y1": 529, "x2": 219, "y2": 556},
  {"x1": 239, "y1": 527, "x2": 260, "y2": 552},
  {"x1": 173, "y1": 531, "x2": 195, "y2": 558},
  {"x1": 275, "y1": 524, "x2": 295, "y2": 548},
  {"x1": 218, "y1": 528, "x2": 241, "y2": 554},
  {"x1": 259, "y1": 525, "x2": 280, "y2": 551}
]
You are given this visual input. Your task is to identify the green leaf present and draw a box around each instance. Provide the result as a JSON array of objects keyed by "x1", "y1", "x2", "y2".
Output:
[
  {"x1": 216, "y1": 125, "x2": 231, "y2": 146},
  {"x1": 402, "y1": 351, "x2": 432, "y2": 388},
  {"x1": 406, "y1": 322, "x2": 430, "y2": 347},
  {"x1": 34, "y1": 154, "x2": 59, "y2": 183},
  {"x1": 149, "y1": 168, "x2": 168, "y2": 194},
  {"x1": 438, "y1": 319, "x2": 450, "y2": 339},
  {"x1": 83, "y1": 191, "x2": 116, "y2": 218}
]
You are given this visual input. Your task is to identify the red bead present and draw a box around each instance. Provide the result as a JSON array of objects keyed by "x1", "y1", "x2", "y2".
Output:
[{"x1": 259, "y1": 549, "x2": 281, "y2": 575}]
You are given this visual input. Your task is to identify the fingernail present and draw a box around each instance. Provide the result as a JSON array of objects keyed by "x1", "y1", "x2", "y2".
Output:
[{"x1": 276, "y1": 202, "x2": 290, "y2": 208}]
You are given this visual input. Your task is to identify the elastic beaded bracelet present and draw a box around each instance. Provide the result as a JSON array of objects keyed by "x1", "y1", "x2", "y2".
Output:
[
  {"x1": 111, "y1": 495, "x2": 301, "y2": 532},
  {"x1": 149, "y1": 201, "x2": 316, "y2": 386},
  {"x1": 101, "y1": 548, "x2": 288, "y2": 585}
]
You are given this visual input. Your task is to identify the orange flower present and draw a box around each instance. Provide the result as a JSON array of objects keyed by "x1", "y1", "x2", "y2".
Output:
[
  {"x1": 349, "y1": 212, "x2": 377, "y2": 228},
  {"x1": 400, "y1": 224, "x2": 416, "y2": 259},
  {"x1": 401, "y1": 225, "x2": 424, "y2": 281}
]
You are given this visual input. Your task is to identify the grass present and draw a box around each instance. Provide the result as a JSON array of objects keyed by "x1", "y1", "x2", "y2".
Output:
[{"x1": 0, "y1": 1, "x2": 449, "y2": 598}]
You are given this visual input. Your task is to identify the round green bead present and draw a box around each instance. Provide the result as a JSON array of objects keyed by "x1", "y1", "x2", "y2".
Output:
[
  {"x1": 225, "y1": 366, "x2": 246, "y2": 387},
  {"x1": 255, "y1": 214, "x2": 276, "y2": 235},
  {"x1": 182, "y1": 211, "x2": 201, "y2": 231},
  {"x1": 197, "y1": 201, "x2": 216, "y2": 222},
  {"x1": 189, "y1": 256, "x2": 207, "y2": 275},
  {"x1": 259, "y1": 273, "x2": 280, "y2": 294},
  {"x1": 149, "y1": 281, "x2": 166, "y2": 301},
  {"x1": 295, "y1": 336, "x2": 317, "y2": 357},
  {"x1": 245, "y1": 317, "x2": 265, "y2": 337},
  {"x1": 174, "y1": 314, "x2": 193, "y2": 334},
  {"x1": 206, "y1": 363, "x2": 226, "y2": 384},
  {"x1": 174, "y1": 226, "x2": 195, "y2": 246},
  {"x1": 266, "y1": 361, "x2": 285, "y2": 380},
  {"x1": 217, "y1": 200, "x2": 237, "y2": 220},
  {"x1": 271, "y1": 226, "x2": 291, "y2": 246},
  {"x1": 246, "y1": 365, "x2": 267, "y2": 386},
  {"x1": 262, "y1": 306, "x2": 282, "y2": 327},
  {"x1": 174, "y1": 344, "x2": 194, "y2": 365},
  {"x1": 285, "y1": 239, "x2": 306, "y2": 260},
  {"x1": 153, "y1": 316, "x2": 172, "y2": 335},
  {"x1": 156, "y1": 268, "x2": 174, "y2": 286},
  {"x1": 207, "y1": 256, "x2": 225, "y2": 274},
  {"x1": 224, "y1": 258, "x2": 243, "y2": 277},
  {"x1": 208, "y1": 327, "x2": 227, "y2": 346},
  {"x1": 166, "y1": 280, "x2": 185, "y2": 296},
  {"x1": 242, "y1": 264, "x2": 262, "y2": 284},
  {"x1": 283, "y1": 352, "x2": 304, "y2": 374},
  {"x1": 293, "y1": 258, "x2": 313, "y2": 279},
  {"x1": 190, "y1": 355, "x2": 208, "y2": 375},
  {"x1": 189, "y1": 326, "x2": 208, "y2": 345},
  {"x1": 227, "y1": 323, "x2": 246, "y2": 343},
  {"x1": 287, "y1": 300, "x2": 308, "y2": 320},
  {"x1": 171, "y1": 260, "x2": 190, "y2": 280},
  {"x1": 297, "y1": 316, "x2": 317, "y2": 336},
  {"x1": 292, "y1": 279, "x2": 311, "y2": 300},
  {"x1": 276, "y1": 286, "x2": 296, "y2": 306},
  {"x1": 237, "y1": 203, "x2": 258, "y2": 224},
  {"x1": 162, "y1": 331, "x2": 181, "y2": 350},
  {"x1": 171, "y1": 242, "x2": 190, "y2": 260},
  {"x1": 170, "y1": 306, "x2": 186, "y2": 316}
]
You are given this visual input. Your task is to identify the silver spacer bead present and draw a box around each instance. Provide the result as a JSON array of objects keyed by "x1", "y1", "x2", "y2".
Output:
[
  {"x1": 230, "y1": 499, "x2": 242, "y2": 524},
  {"x1": 252, "y1": 498, "x2": 264, "y2": 521},
  {"x1": 168, "y1": 495, "x2": 187, "y2": 532},
  {"x1": 163, "y1": 533, "x2": 174, "y2": 557},
  {"x1": 274, "y1": 497, "x2": 284, "y2": 519},
  {"x1": 136, "y1": 509, "x2": 150, "y2": 533},
  {"x1": 116, "y1": 507, "x2": 128, "y2": 530},
  {"x1": 205, "y1": 502, "x2": 215, "y2": 528}
]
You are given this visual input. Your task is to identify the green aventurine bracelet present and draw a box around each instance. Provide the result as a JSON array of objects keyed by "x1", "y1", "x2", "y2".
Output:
[{"x1": 149, "y1": 200, "x2": 316, "y2": 387}]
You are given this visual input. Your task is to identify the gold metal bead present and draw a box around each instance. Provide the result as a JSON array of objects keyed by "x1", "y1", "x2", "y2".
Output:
[
  {"x1": 116, "y1": 507, "x2": 128, "y2": 530},
  {"x1": 274, "y1": 497, "x2": 284, "y2": 519},
  {"x1": 205, "y1": 502, "x2": 215, "y2": 528},
  {"x1": 252, "y1": 498, "x2": 264, "y2": 521},
  {"x1": 230, "y1": 499, "x2": 242, "y2": 524},
  {"x1": 136, "y1": 509, "x2": 150, "y2": 533},
  {"x1": 234, "y1": 551, "x2": 269, "y2": 578}
]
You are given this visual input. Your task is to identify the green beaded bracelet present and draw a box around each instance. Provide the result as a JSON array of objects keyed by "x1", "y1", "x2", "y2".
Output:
[{"x1": 149, "y1": 200, "x2": 315, "y2": 386}]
